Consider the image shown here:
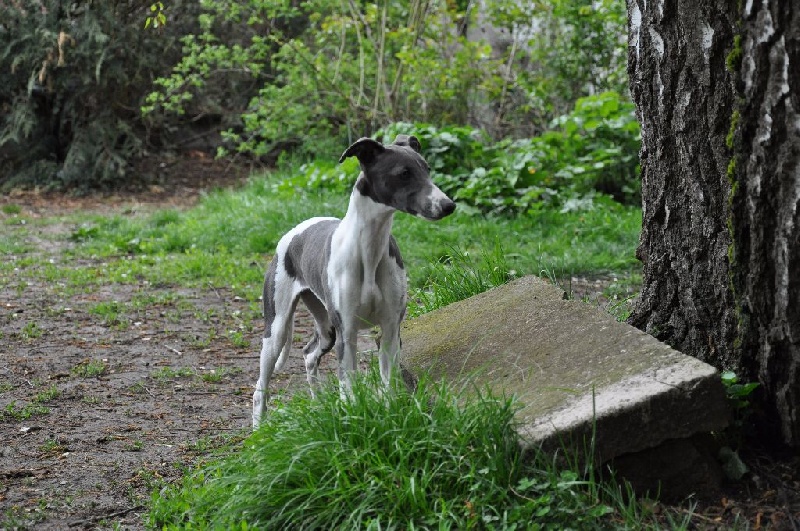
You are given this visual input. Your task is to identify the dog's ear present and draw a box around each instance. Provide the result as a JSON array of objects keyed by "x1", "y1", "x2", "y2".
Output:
[
  {"x1": 393, "y1": 135, "x2": 421, "y2": 153},
  {"x1": 339, "y1": 138, "x2": 385, "y2": 164}
]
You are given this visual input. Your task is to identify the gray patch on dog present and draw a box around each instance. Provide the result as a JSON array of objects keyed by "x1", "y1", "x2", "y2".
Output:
[
  {"x1": 283, "y1": 252, "x2": 297, "y2": 279},
  {"x1": 324, "y1": 326, "x2": 336, "y2": 353},
  {"x1": 352, "y1": 144, "x2": 449, "y2": 219},
  {"x1": 355, "y1": 176, "x2": 372, "y2": 198},
  {"x1": 284, "y1": 219, "x2": 340, "y2": 292}
]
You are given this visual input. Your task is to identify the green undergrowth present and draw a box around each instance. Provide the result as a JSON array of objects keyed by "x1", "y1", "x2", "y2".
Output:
[
  {"x1": 409, "y1": 242, "x2": 517, "y2": 317},
  {"x1": 58, "y1": 171, "x2": 640, "y2": 300},
  {"x1": 148, "y1": 368, "x2": 672, "y2": 530}
]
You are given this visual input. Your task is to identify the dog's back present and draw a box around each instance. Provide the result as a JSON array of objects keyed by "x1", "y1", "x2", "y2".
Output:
[{"x1": 263, "y1": 217, "x2": 339, "y2": 329}]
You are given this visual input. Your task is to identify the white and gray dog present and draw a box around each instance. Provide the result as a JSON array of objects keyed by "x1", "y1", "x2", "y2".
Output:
[{"x1": 253, "y1": 135, "x2": 456, "y2": 427}]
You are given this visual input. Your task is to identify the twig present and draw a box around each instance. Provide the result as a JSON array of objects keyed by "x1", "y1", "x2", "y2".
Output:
[
  {"x1": 164, "y1": 345, "x2": 183, "y2": 356},
  {"x1": 494, "y1": 32, "x2": 519, "y2": 131},
  {"x1": 674, "y1": 507, "x2": 719, "y2": 524},
  {"x1": 68, "y1": 505, "x2": 144, "y2": 527},
  {"x1": 207, "y1": 283, "x2": 224, "y2": 301}
]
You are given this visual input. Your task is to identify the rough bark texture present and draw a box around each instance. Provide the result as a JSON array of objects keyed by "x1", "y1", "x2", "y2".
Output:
[
  {"x1": 733, "y1": 0, "x2": 800, "y2": 446},
  {"x1": 628, "y1": 0, "x2": 800, "y2": 446},
  {"x1": 626, "y1": 0, "x2": 739, "y2": 367}
]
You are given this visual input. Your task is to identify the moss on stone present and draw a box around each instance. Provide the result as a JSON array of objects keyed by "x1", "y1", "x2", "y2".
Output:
[{"x1": 400, "y1": 276, "x2": 709, "y2": 422}]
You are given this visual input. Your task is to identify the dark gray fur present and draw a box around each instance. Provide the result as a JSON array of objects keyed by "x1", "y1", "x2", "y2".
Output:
[
  {"x1": 262, "y1": 219, "x2": 338, "y2": 339},
  {"x1": 349, "y1": 136, "x2": 453, "y2": 221}
]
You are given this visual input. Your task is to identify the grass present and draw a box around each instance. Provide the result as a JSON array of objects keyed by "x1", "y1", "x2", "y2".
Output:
[
  {"x1": 151, "y1": 366, "x2": 196, "y2": 382},
  {"x1": 21, "y1": 321, "x2": 43, "y2": 340},
  {"x1": 88, "y1": 300, "x2": 129, "y2": 328},
  {"x1": 149, "y1": 366, "x2": 241, "y2": 384},
  {"x1": 200, "y1": 367, "x2": 241, "y2": 383},
  {"x1": 408, "y1": 241, "x2": 517, "y2": 317},
  {"x1": 125, "y1": 440, "x2": 144, "y2": 452},
  {"x1": 3, "y1": 401, "x2": 50, "y2": 421},
  {"x1": 0, "y1": 232, "x2": 30, "y2": 255},
  {"x1": 602, "y1": 273, "x2": 642, "y2": 321},
  {"x1": 59, "y1": 172, "x2": 640, "y2": 300},
  {"x1": 148, "y1": 368, "x2": 671, "y2": 530},
  {"x1": 33, "y1": 385, "x2": 60, "y2": 403},
  {"x1": 1, "y1": 167, "x2": 640, "y2": 312},
  {"x1": 39, "y1": 438, "x2": 66, "y2": 455},
  {"x1": 71, "y1": 359, "x2": 108, "y2": 378},
  {"x1": 226, "y1": 329, "x2": 250, "y2": 349}
]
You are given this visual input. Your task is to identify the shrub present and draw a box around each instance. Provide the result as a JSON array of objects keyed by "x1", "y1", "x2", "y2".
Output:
[
  {"x1": 275, "y1": 92, "x2": 640, "y2": 215},
  {"x1": 145, "y1": 0, "x2": 629, "y2": 161},
  {"x1": 146, "y1": 0, "x2": 506, "y2": 161},
  {"x1": 0, "y1": 1, "x2": 206, "y2": 190},
  {"x1": 516, "y1": 0, "x2": 629, "y2": 118}
]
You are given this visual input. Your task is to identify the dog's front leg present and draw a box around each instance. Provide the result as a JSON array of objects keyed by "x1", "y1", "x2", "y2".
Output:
[
  {"x1": 335, "y1": 323, "x2": 359, "y2": 398},
  {"x1": 378, "y1": 322, "x2": 401, "y2": 386}
]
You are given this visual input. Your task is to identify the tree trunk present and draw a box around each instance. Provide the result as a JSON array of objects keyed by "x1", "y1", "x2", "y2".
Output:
[
  {"x1": 732, "y1": 0, "x2": 800, "y2": 446},
  {"x1": 627, "y1": 0, "x2": 800, "y2": 446},
  {"x1": 626, "y1": 0, "x2": 739, "y2": 364}
]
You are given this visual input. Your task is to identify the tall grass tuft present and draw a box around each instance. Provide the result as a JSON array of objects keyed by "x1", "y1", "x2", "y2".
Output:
[
  {"x1": 148, "y1": 369, "x2": 619, "y2": 529},
  {"x1": 409, "y1": 242, "x2": 516, "y2": 317}
]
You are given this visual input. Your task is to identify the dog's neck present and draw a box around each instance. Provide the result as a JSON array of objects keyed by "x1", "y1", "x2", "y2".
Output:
[{"x1": 334, "y1": 176, "x2": 397, "y2": 305}]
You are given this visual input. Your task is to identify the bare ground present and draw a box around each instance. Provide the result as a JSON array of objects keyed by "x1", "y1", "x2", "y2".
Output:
[{"x1": 1, "y1": 159, "x2": 798, "y2": 530}]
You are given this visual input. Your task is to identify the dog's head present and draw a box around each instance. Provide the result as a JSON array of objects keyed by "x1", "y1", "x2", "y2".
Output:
[{"x1": 340, "y1": 135, "x2": 456, "y2": 221}]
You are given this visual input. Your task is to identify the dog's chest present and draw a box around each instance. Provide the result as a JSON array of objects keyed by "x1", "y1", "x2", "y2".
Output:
[{"x1": 327, "y1": 252, "x2": 405, "y2": 324}]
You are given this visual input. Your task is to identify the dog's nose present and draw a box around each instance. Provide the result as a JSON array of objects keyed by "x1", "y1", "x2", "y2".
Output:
[{"x1": 441, "y1": 200, "x2": 456, "y2": 217}]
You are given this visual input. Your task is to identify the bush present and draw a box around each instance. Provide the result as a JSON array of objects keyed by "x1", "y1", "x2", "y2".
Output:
[
  {"x1": 146, "y1": 0, "x2": 629, "y2": 161},
  {"x1": 0, "y1": 1, "x2": 210, "y2": 190},
  {"x1": 275, "y1": 92, "x2": 640, "y2": 215},
  {"x1": 514, "y1": 0, "x2": 629, "y2": 118}
]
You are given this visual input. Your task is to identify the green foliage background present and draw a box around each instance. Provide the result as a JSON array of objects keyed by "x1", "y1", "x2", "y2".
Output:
[
  {"x1": 0, "y1": 1, "x2": 250, "y2": 190},
  {"x1": 146, "y1": 0, "x2": 629, "y2": 159},
  {"x1": 1, "y1": 0, "x2": 633, "y2": 207},
  {"x1": 276, "y1": 92, "x2": 640, "y2": 216}
]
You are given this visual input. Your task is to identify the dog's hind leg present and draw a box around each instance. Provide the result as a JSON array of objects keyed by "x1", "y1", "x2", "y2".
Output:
[
  {"x1": 252, "y1": 336, "x2": 277, "y2": 429},
  {"x1": 253, "y1": 261, "x2": 300, "y2": 429},
  {"x1": 300, "y1": 291, "x2": 335, "y2": 397},
  {"x1": 274, "y1": 316, "x2": 294, "y2": 372}
]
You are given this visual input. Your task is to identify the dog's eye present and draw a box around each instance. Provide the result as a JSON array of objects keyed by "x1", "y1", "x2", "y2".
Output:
[{"x1": 400, "y1": 168, "x2": 412, "y2": 180}]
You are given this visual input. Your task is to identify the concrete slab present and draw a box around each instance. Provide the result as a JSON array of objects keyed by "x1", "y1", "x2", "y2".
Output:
[{"x1": 400, "y1": 276, "x2": 729, "y2": 465}]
